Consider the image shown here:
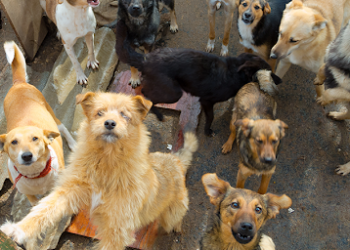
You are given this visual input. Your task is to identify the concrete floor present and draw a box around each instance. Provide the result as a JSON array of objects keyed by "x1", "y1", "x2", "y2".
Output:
[{"x1": 1, "y1": 0, "x2": 350, "y2": 249}]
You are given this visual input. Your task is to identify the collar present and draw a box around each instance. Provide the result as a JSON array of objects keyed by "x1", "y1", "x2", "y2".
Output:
[{"x1": 13, "y1": 157, "x2": 52, "y2": 186}]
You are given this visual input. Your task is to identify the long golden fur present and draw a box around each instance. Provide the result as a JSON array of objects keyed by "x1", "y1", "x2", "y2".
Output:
[{"x1": 0, "y1": 92, "x2": 198, "y2": 250}]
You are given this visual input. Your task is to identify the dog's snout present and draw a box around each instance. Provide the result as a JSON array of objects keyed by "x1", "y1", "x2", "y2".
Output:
[
  {"x1": 22, "y1": 152, "x2": 33, "y2": 162},
  {"x1": 132, "y1": 4, "x2": 140, "y2": 10},
  {"x1": 244, "y1": 13, "x2": 251, "y2": 18},
  {"x1": 240, "y1": 222, "x2": 253, "y2": 232},
  {"x1": 270, "y1": 52, "x2": 277, "y2": 59},
  {"x1": 104, "y1": 120, "x2": 116, "y2": 130},
  {"x1": 263, "y1": 157, "x2": 273, "y2": 164}
]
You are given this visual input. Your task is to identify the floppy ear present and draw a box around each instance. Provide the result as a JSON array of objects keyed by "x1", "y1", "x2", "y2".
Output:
[
  {"x1": 264, "y1": 193, "x2": 292, "y2": 219},
  {"x1": 43, "y1": 130, "x2": 60, "y2": 143},
  {"x1": 313, "y1": 14, "x2": 327, "y2": 32},
  {"x1": 237, "y1": 59, "x2": 267, "y2": 78},
  {"x1": 263, "y1": 2, "x2": 271, "y2": 14},
  {"x1": 133, "y1": 95, "x2": 153, "y2": 119},
  {"x1": 0, "y1": 134, "x2": 6, "y2": 151},
  {"x1": 275, "y1": 119, "x2": 288, "y2": 138},
  {"x1": 235, "y1": 118, "x2": 254, "y2": 137},
  {"x1": 271, "y1": 73, "x2": 282, "y2": 85},
  {"x1": 286, "y1": 0, "x2": 303, "y2": 10},
  {"x1": 202, "y1": 173, "x2": 230, "y2": 206},
  {"x1": 76, "y1": 92, "x2": 96, "y2": 118}
]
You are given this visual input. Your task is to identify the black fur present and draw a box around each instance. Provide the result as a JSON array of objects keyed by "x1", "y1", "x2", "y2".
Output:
[{"x1": 116, "y1": 20, "x2": 280, "y2": 136}]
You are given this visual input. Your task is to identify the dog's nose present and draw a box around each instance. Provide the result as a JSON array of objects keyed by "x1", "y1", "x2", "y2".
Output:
[
  {"x1": 104, "y1": 120, "x2": 116, "y2": 130},
  {"x1": 270, "y1": 53, "x2": 277, "y2": 59},
  {"x1": 22, "y1": 152, "x2": 33, "y2": 162},
  {"x1": 240, "y1": 222, "x2": 253, "y2": 232},
  {"x1": 263, "y1": 157, "x2": 273, "y2": 164},
  {"x1": 133, "y1": 5, "x2": 140, "y2": 10},
  {"x1": 244, "y1": 13, "x2": 251, "y2": 18}
]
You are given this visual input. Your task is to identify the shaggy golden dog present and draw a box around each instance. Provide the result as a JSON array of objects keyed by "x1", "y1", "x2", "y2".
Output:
[{"x1": 0, "y1": 92, "x2": 198, "y2": 250}]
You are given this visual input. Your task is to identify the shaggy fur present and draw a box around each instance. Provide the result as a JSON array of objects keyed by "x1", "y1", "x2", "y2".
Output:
[
  {"x1": 222, "y1": 70, "x2": 287, "y2": 194},
  {"x1": 200, "y1": 173, "x2": 292, "y2": 250},
  {"x1": 116, "y1": 19, "x2": 282, "y2": 136},
  {"x1": 0, "y1": 92, "x2": 198, "y2": 250}
]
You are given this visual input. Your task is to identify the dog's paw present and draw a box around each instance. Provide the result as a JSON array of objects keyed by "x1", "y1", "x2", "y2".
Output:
[
  {"x1": 336, "y1": 163, "x2": 350, "y2": 176},
  {"x1": 87, "y1": 58, "x2": 100, "y2": 70},
  {"x1": 170, "y1": 23, "x2": 179, "y2": 33},
  {"x1": 220, "y1": 44, "x2": 229, "y2": 57},
  {"x1": 1, "y1": 222, "x2": 27, "y2": 244},
  {"x1": 221, "y1": 142, "x2": 232, "y2": 154},
  {"x1": 216, "y1": 2, "x2": 221, "y2": 10},
  {"x1": 128, "y1": 77, "x2": 141, "y2": 89},
  {"x1": 327, "y1": 111, "x2": 347, "y2": 121},
  {"x1": 316, "y1": 96, "x2": 328, "y2": 106},
  {"x1": 205, "y1": 128, "x2": 215, "y2": 137},
  {"x1": 206, "y1": 39, "x2": 215, "y2": 53},
  {"x1": 76, "y1": 73, "x2": 88, "y2": 88}
]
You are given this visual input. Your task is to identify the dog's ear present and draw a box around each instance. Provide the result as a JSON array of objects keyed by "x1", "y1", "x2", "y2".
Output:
[
  {"x1": 313, "y1": 14, "x2": 327, "y2": 32},
  {"x1": 76, "y1": 92, "x2": 96, "y2": 118},
  {"x1": 264, "y1": 193, "x2": 292, "y2": 219},
  {"x1": 263, "y1": 2, "x2": 271, "y2": 14},
  {"x1": 0, "y1": 134, "x2": 6, "y2": 151},
  {"x1": 235, "y1": 118, "x2": 254, "y2": 137},
  {"x1": 271, "y1": 73, "x2": 282, "y2": 85},
  {"x1": 237, "y1": 60, "x2": 266, "y2": 78},
  {"x1": 202, "y1": 173, "x2": 230, "y2": 206},
  {"x1": 286, "y1": 0, "x2": 303, "y2": 10},
  {"x1": 133, "y1": 96, "x2": 153, "y2": 119},
  {"x1": 43, "y1": 130, "x2": 60, "y2": 144},
  {"x1": 235, "y1": 0, "x2": 241, "y2": 7},
  {"x1": 275, "y1": 119, "x2": 288, "y2": 138}
]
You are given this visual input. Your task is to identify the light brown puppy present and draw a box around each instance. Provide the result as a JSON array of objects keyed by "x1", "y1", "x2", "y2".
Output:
[
  {"x1": 270, "y1": 0, "x2": 350, "y2": 97},
  {"x1": 222, "y1": 70, "x2": 287, "y2": 194},
  {"x1": 0, "y1": 92, "x2": 198, "y2": 250},
  {"x1": 0, "y1": 41, "x2": 75, "y2": 206},
  {"x1": 200, "y1": 173, "x2": 292, "y2": 250}
]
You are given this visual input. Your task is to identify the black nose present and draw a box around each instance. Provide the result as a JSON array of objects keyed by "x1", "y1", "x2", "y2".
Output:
[
  {"x1": 263, "y1": 157, "x2": 273, "y2": 164},
  {"x1": 270, "y1": 53, "x2": 277, "y2": 59},
  {"x1": 104, "y1": 120, "x2": 116, "y2": 130},
  {"x1": 22, "y1": 152, "x2": 33, "y2": 162},
  {"x1": 240, "y1": 222, "x2": 253, "y2": 232},
  {"x1": 133, "y1": 5, "x2": 140, "y2": 10},
  {"x1": 244, "y1": 13, "x2": 251, "y2": 18}
]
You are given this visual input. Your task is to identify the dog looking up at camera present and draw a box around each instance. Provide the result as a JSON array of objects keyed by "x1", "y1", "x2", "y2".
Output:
[{"x1": 1, "y1": 92, "x2": 198, "y2": 250}]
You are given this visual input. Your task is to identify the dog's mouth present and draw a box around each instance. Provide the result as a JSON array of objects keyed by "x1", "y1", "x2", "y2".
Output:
[
  {"x1": 232, "y1": 229, "x2": 254, "y2": 244},
  {"x1": 101, "y1": 132, "x2": 118, "y2": 143},
  {"x1": 87, "y1": 0, "x2": 100, "y2": 7},
  {"x1": 242, "y1": 17, "x2": 254, "y2": 25}
]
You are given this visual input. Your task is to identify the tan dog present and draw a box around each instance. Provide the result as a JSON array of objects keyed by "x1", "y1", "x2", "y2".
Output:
[
  {"x1": 40, "y1": 0, "x2": 100, "y2": 86},
  {"x1": 0, "y1": 41, "x2": 76, "y2": 206},
  {"x1": 222, "y1": 70, "x2": 287, "y2": 194},
  {"x1": 270, "y1": 0, "x2": 350, "y2": 96},
  {"x1": 0, "y1": 92, "x2": 198, "y2": 250},
  {"x1": 200, "y1": 173, "x2": 292, "y2": 250}
]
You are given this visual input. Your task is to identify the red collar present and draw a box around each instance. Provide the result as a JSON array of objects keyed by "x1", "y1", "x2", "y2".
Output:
[{"x1": 13, "y1": 157, "x2": 52, "y2": 186}]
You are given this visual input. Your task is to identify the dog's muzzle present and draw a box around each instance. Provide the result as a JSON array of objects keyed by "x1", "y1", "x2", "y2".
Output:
[
  {"x1": 128, "y1": 5, "x2": 143, "y2": 17},
  {"x1": 242, "y1": 12, "x2": 254, "y2": 24},
  {"x1": 232, "y1": 222, "x2": 255, "y2": 244}
]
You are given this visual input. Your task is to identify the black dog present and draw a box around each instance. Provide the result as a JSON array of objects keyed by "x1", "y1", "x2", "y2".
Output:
[
  {"x1": 117, "y1": 0, "x2": 178, "y2": 88},
  {"x1": 116, "y1": 20, "x2": 282, "y2": 136}
]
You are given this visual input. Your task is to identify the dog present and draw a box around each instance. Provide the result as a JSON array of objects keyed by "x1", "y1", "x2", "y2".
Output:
[
  {"x1": 222, "y1": 70, "x2": 287, "y2": 194},
  {"x1": 117, "y1": 19, "x2": 282, "y2": 136},
  {"x1": 270, "y1": 0, "x2": 350, "y2": 97},
  {"x1": 0, "y1": 91, "x2": 198, "y2": 250},
  {"x1": 40, "y1": 0, "x2": 100, "y2": 87},
  {"x1": 236, "y1": 0, "x2": 291, "y2": 70},
  {"x1": 0, "y1": 41, "x2": 76, "y2": 206},
  {"x1": 117, "y1": 0, "x2": 178, "y2": 88},
  {"x1": 200, "y1": 173, "x2": 292, "y2": 250}
]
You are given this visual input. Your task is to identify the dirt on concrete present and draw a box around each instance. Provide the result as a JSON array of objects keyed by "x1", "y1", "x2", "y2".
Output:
[{"x1": 1, "y1": 0, "x2": 350, "y2": 249}]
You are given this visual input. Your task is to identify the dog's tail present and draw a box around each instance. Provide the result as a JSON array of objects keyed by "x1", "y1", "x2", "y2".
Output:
[
  {"x1": 254, "y1": 69, "x2": 280, "y2": 96},
  {"x1": 115, "y1": 19, "x2": 145, "y2": 71},
  {"x1": 175, "y1": 132, "x2": 199, "y2": 172},
  {"x1": 4, "y1": 41, "x2": 27, "y2": 84}
]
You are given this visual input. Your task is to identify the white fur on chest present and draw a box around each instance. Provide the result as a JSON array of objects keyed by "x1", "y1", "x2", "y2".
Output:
[
  {"x1": 208, "y1": 0, "x2": 229, "y2": 7},
  {"x1": 8, "y1": 145, "x2": 59, "y2": 196},
  {"x1": 238, "y1": 19, "x2": 257, "y2": 52},
  {"x1": 55, "y1": 3, "x2": 96, "y2": 44}
]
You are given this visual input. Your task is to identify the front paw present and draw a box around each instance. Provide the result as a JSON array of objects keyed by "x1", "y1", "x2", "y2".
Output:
[
  {"x1": 336, "y1": 163, "x2": 350, "y2": 176},
  {"x1": 316, "y1": 96, "x2": 328, "y2": 106},
  {"x1": 170, "y1": 23, "x2": 179, "y2": 33},
  {"x1": 206, "y1": 39, "x2": 215, "y2": 53},
  {"x1": 1, "y1": 222, "x2": 27, "y2": 245},
  {"x1": 129, "y1": 76, "x2": 141, "y2": 89},
  {"x1": 205, "y1": 128, "x2": 215, "y2": 137},
  {"x1": 222, "y1": 142, "x2": 232, "y2": 154},
  {"x1": 76, "y1": 73, "x2": 88, "y2": 88},
  {"x1": 220, "y1": 45, "x2": 229, "y2": 57},
  {"x1": 87, "y1": 58, "x2": 99, "y2": 70}
]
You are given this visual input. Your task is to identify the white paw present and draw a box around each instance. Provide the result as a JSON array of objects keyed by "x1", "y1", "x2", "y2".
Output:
[
  {"x1": 220, "y1": 44, "x2": 229, "y2": 57},
  {"x1": 259, "y1": 234, "x2": 275, "y2": 250},
  {"x1": 87, "y1": 58, "x2": 99, "y2": 70},
  {"x1": 1, "y1": 222, "x2": 27, "y2": 245},
  {"x1": 216, "y1": 2, "x2": 221, "y2": 10},
  {"x1": 206, "y1": 39, "x2": 215, "y2": 53},
  {"x1": 336, "y1": 163, "x2": 350, "y2": 176},
  {"x1": 129, "y1": 77, "x2": 141, "y2": 89},
  {"x1": 170, "y1": 23, "x2": 179, "y2": 33},
  {"x1": 76, "y1": 72, "x2": 88, "y2": 87},
  {"x1": 327, "y1": 111, "x2": 345, "y2": 120}
]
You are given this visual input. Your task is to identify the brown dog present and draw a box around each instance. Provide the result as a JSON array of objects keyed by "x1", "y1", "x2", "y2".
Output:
[
  {"x1": 0, "y1": 41, "x2": 75, "y2": 206},
  {"x1": 0, "y1": 92, "x2": 198, "y2": 250},
  {"x1": 222, "y1": 70, "x2": 288, "y2": 194},
  {"x1": 200, "y1": 173, "x2": 292, "y2": 250}
]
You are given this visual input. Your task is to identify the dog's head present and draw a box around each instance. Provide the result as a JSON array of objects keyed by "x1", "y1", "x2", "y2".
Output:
[
  {"x1": 66, "y1": 0, "x2": 100, "y2": 7},
  {"x1": 0, "y1": 126, "x2": 59, "y2": 168},
  {"x1": 236, "y1": 0, "x2": 271, "y2": 25},
  {"x1": 76, "y1": 92, "x2": 152, "y2": 144},
  {"x1": 235, "y1": 118, "x2": 288, "y2": 165},
  {"x1": 202, "y1": 173, "x2": 292, "y2": 245},
  {"x1": 270, "y1": 0, "x2": 327, "y2": 59},
  {"x1": 119, "y1": 0, "x2": 153, "y2": 19}
]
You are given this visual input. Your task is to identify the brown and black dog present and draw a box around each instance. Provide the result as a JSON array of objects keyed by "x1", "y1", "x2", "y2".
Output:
[
  {"x1": 222, "y1": 70, "x2": 288, "y2": 194},
  {"x1": 200, "y1": 173, "x2": 292, "y2": 250}
]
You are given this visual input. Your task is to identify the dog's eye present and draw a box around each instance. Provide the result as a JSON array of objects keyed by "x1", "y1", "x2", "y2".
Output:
[
  {"x1": 231, "y1": 202, "x2": 239, "y2": 209},
  {"x1": 254, "y1": 5, "x2": 260, "y2": 10},
  {"x1": 255, "y1": 207, "x2": 262, "y2": 214},
  {"x1": 32, "y1": 137, "x2": 38, "y2": 142},
  {"x1": 242, "y1": 2, "x2": 247, "y2": 7},
  {"x1": 97, "y1": 111, "x2": 103, "y2": 116},
  {"x1": 289, "y1": 38, "x2": 299, "y2": 43},
  {"x1": 11, "y1": 140, "x2": 18, "y2": 145},
  {"x1": 256, "y1": 139, "x2": 263, "y2": 144},
  {"x1": 121, "y1": 112, "x2": 129, "y2": 120},
  {"x1": 272, "y1": 139, "x2": 278, "y2": 144}
]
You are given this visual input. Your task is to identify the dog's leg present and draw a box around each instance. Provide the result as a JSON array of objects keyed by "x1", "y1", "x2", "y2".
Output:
[
  {"x1": 257, "y1": 173, "x2": 273, "y2": 194},
  {"x1": 201, "y1": 101, "x2": 215, "y2": 136},
  {"x1": 85, "y1": 32, "x2": 100, "y2": 70},
  {"x1": 151, "y1": 105, "x2": 164, "y2": 121},
  {"x1": 267, "y1": 58, "x2": 277, "y2": 73},
  {"x1": 129, "y1": 66, "x2": 141, "y2": 88},
  {"x1": 63, "y1": 42, "x2": 88, "y2": 87},
  {"x1": 25, "y1": 195, "x2": 39, "y2": 206},
  {"x1": 164, "y1": 0, "x2": 179, "y2": 33},
  {"x1": 206, "y1": 3, "x2": 216, "y2": 53},
  {"x1": 236, "y1": 163, "x2": 253, "y2": 188},
  {"x1": 275, "y1": 58, "x2": 292, "y2": 79},
  {"x1": 220, "y1": 5, "x2": 234, "y2": 56},
  {"x1": 328, "y1": 103, "x2": 350, "y2": 120},
  {"x1": 244, "y1": 48, "x2": 253, "y2": 54},
  {"x1": 336, "y1": 161, "x2": 350, "y2": 176},
  {"x1": 222, "y1": 111, "x2": 237, "y2": 154},
  {"x1": 317, "y1": 88, "x2": 350, "y2": 106}
]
